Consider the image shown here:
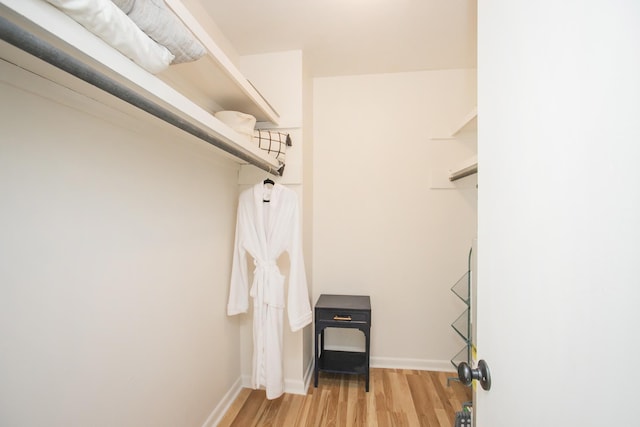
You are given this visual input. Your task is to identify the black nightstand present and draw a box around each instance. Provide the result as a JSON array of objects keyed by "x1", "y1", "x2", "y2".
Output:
[{"x1": 314, "y1": 294, "x2": 371, "y2": 392}]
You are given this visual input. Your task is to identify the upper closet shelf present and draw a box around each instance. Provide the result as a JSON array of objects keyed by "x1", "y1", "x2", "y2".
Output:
[
  {"x1": 450, "y1": 107, "x2": 477, "y2": 137},
  {"x1": 0, "y1": 0, "x2": 283, "y2": 174},
  {"x1": 160, "y1": 0, "x2": 279, "y2": 124},
  {"x1": 430, "y1": 107, "x2": 477, "y2": 140}
]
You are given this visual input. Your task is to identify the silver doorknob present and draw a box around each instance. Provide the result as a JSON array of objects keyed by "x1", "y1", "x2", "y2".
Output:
[{"x1": 457, "y1": 359, "x2": 491, "y2": 390}]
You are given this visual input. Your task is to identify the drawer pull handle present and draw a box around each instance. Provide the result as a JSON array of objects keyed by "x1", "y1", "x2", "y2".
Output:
[{"x1": 333, "y1": 315, "x2": 352, "y2": 321}]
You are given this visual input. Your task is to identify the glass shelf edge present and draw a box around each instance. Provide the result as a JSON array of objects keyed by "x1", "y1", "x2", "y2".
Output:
[{"x1": 450, "y1": 271, "x2": 470, "y2": 304}]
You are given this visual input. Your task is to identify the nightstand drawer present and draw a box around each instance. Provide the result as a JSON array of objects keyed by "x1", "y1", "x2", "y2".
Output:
[{"x1": 315, "y1": 309, "x2": 370, "y2": 323}]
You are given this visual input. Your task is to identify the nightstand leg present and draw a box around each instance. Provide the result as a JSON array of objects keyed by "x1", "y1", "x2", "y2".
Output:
[
  {"x1": 365, "y1": 328, "x2": 370, "y2": 392},
  {"x1": 314, "y1": 329, "x2": 319, "y2": 387}
]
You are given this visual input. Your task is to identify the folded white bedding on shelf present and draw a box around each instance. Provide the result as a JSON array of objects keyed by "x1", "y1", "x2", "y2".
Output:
[
  {"x1": 44, "y1": 0, "x2": 206, "y2": 73},
  {"x1": 111, "y1": 0, "x2": 205, "y2": 64},
  {"x1": 44, "y1": 0, "x2": 174, "y2": 73}
]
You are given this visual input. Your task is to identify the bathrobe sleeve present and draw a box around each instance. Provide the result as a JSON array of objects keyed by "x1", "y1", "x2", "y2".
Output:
[
  {"x1": 227, "y1": 195, "x2": 250, "y2": 316},
  {"x1": 286, "y1": 194, "x2": 312, "y2": 331}
]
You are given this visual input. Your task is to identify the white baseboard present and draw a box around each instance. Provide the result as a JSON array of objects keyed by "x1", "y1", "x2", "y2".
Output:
[
  {"x1": 301, "y1": 356, "x2": 314, "y2": 393},
  {"x1": 371, "y1": 356, "x2": 454, "y2": 372},
  {"x1": 284, "y1": 375, "x2": 307, "y2": 395},
  {"x1": 324, "y1": 345, "x2": 455, "y2": 373},
  {"x1": 240, "y1": 374, "x2": 252, "y2": 389},
  {"x1": 201, "y1": 377, "x2": 243, "y2": 427}
]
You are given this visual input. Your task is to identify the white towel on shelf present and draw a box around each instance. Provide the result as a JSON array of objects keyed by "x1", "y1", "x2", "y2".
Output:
[{"x1": 45, "y1": 0, "x2": 174, "y2": 73}]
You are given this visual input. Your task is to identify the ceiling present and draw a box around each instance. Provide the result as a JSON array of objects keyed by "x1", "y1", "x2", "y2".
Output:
[{"x1": 199, "y1": 0, "x2": 477, "y2": 77}]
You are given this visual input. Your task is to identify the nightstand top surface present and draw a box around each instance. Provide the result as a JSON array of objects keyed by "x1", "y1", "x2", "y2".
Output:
[{"x1": 315, "y1": 294, "x2": 371, "y2": 311}]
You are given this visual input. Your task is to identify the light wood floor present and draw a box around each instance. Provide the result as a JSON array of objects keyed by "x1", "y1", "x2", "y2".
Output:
[{"x1": 218, "y1": 368, "x2": 471, "y2": 427}]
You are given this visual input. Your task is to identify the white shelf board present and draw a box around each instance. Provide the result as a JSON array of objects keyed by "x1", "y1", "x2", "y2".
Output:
[
  {"x1": 429, "y1": 106, "x2": 477, "y2": 140},
  {"x1": 450, "y1": 106, "x2": 477, "y2": 137},
  {"x1": 0, "y1": 0, "x2": 281, "y2": 170},
  {"x1": 162, "y1": 0, "x2": 279, "y2": 124},
  {"x1": 1, "y1": 0, "x2": 279, "y2": 123}
]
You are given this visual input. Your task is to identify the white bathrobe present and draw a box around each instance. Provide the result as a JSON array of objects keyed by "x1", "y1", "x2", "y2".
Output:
[{"x1": 227, "y1": 182, "x2": 312, "y2": 399}]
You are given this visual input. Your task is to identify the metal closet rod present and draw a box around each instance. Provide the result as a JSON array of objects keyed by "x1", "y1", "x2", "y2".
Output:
[
  {"x1": 449, "y1": 166, "x2": 477, "y2": 182},
  {"x1": 0, "y1": 15, "x2": 283, "y2": 177}
]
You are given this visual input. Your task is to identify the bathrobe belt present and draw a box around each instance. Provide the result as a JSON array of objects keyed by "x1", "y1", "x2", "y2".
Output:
[{"x1": 250, "y1": 259, "x2": 284, "y2": 309}]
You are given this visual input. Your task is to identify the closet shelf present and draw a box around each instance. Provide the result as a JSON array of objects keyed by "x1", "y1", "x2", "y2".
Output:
[
  {"x1": 449, "y1": 107, "x2": 477, "y2": 137},
  {"x1": 429, "y1": 107, "x2": 479, "y2": 182},
  {"x1": 430, "y1": 107, "x2": 477, "y2": 140},
  {"x1": 160, "y1": 0, "x2": 279, "y2": 124},
  {"x1": 0, "y1": 0, "x2": 283, "y2": 174}
]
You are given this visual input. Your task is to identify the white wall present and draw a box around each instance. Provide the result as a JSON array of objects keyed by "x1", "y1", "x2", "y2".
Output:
[
  {"x1": 313, "y1": 69, "x2": 477, "y2": 369},
  {"x1": 0, "y1": 63, "x2": 242, "y2": 426}
]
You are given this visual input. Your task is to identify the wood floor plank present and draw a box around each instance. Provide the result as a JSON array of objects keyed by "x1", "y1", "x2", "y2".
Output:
[
  {"x1": 216, "y1": 387, "x2": 252, "y2": 427},
  {"x1": 406, "y1": 372, "x2": 431, "y2": 417},
  {"x1": 435, "y1": 408, "x2": 452, "y2": 427},
  {"x1": 274, "y1": 393, "x2": 302, "y2": 427},
  {"x1": 433, "y1": 372, "x2": 467, "y2": 425},
  {"x1": 365, "y1": 371, "x2": 379, "y2": 427},
  {"x1": 293, "y1": 392, "x2": 313, "y2": 426},
  {"x1": 394, "y1": 371, "x2": 421, "y2": 426},
  {"x1": 230, "y1": 390, "x2": 270, "y2": 427},
  {"x1": 312, "y1": 388, "x2": 332, "y2": 427},
  {"x1": 374, "y1": 369, "x2": 390, "y2": 415},
  {"x1": 220, "y1": 369, "x2": 471, "y2": 427}
]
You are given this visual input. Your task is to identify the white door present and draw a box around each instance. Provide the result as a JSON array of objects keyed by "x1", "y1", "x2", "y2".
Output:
[{"x1": 474, "y1": 1, "x2": 640, "y2": 426}]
